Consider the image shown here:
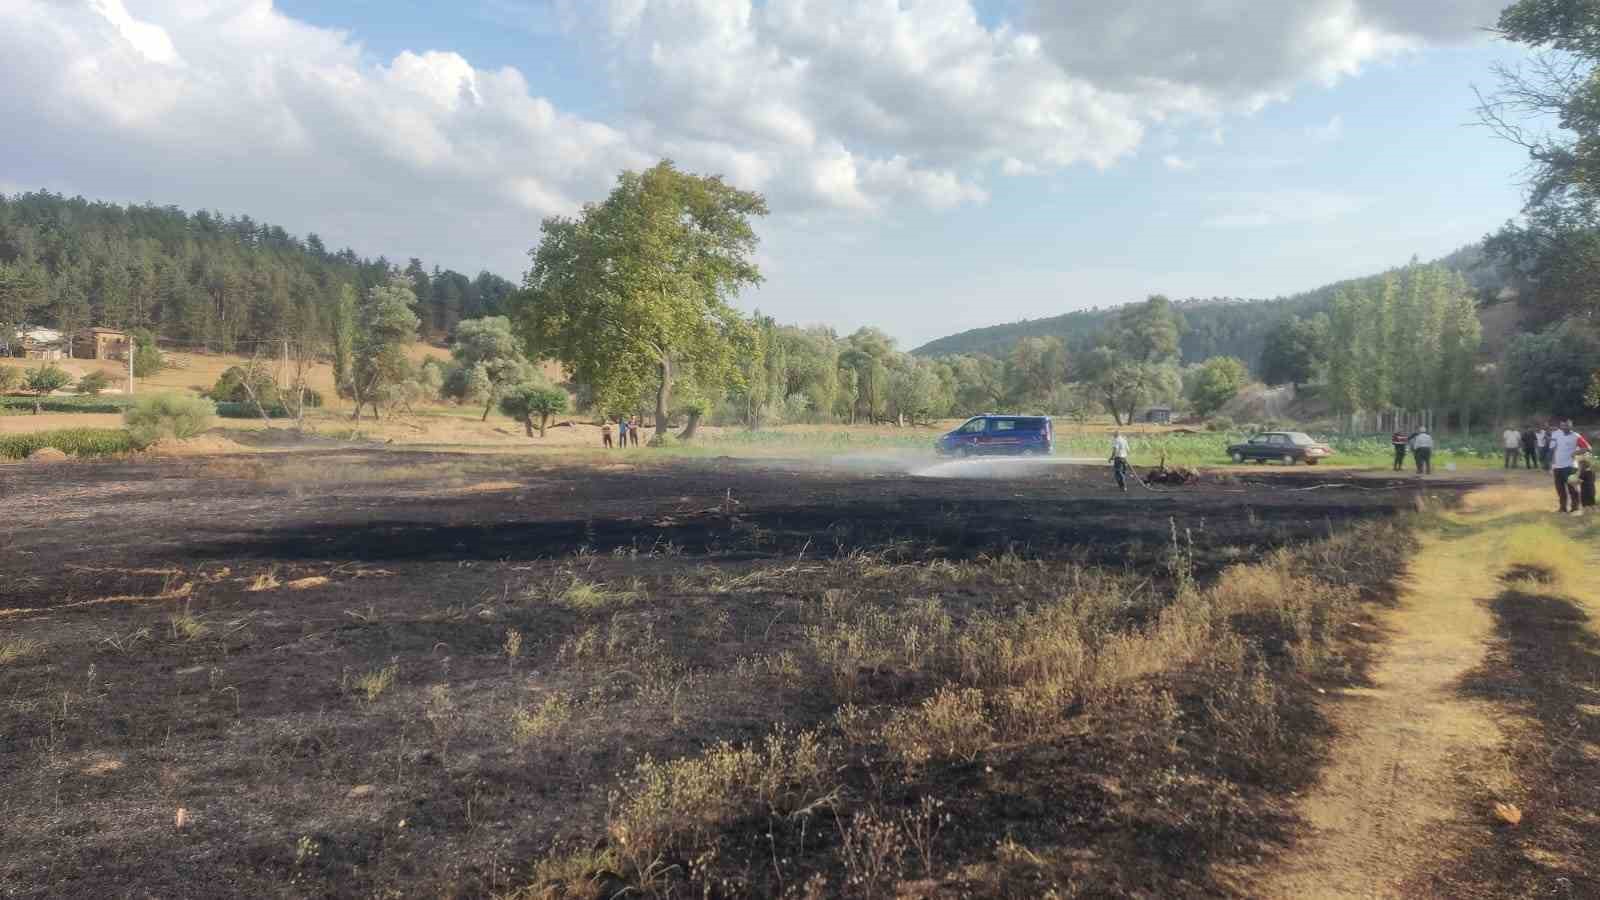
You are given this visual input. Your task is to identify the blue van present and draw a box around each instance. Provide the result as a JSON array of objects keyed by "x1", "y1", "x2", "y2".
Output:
[{"x1": 935, "y1": 415, "x2": 1054, "y2": 457}]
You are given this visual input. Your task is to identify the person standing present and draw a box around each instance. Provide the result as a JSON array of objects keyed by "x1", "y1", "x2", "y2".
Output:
[
  {"x1": 1521, "y1": 425, "x2": 1538, "y2": 469},
  {"x1": 617, "y1": 415, "x2": 628, "y2": 449},
  {"x1": 1550, "y1": 420, "x2": 1582, "y2": 513},
  {"x1": 1502, "y1": 425, "x2": 1522, "y2": 468},
  {"x1": 1391, "y1": 429, "x2": 1409, "y2": 472},
  {"x1": 630, "y1": 416, "x2": 642, "y2": 447},
  {"x1": 1110, "y1": 430, "x2": 1131, "y2": 493},
  {"x1": 1409, "y1": 427, "x2": 1434, "y2": 475},
  {"x1": 601, "y1": 419, "x2": 613, "y2": 449},
  {"x1": 1579, "y1": 456, "x2": 1596, "y2": 510},
  {"x1": 1536, "y1": 424, "x2": 1550, "y2": 470}
]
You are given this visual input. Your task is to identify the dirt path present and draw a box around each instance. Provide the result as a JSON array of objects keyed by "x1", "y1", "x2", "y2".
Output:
[{"x1": 1246, "y1": 511, "x2": 1519, "y2": 898}]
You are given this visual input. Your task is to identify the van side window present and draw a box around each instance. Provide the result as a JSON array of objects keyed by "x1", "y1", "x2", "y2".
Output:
[
  {"x1": 959, "y1": 419, "x2": 985, "y2": 434},
  {"x1": 992, "y1": 419, "x2": 1016, "y2": 432}
]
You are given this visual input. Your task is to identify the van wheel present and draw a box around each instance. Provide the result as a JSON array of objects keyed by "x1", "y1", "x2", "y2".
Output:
[{"x1": 1230, "y1": 451, "x2": 1244, "y2": 463}]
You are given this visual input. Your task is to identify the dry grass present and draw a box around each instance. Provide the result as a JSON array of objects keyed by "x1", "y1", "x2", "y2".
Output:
[
  {"x1": 352, "y1": 662, "x2": 398, "y2": 703},
  {"x1": 1502, "y1": 521, "x2": 1590, "y2": 587},
  {"x1": 0, "y1": 637, "x2": 44, "y2": 666}
]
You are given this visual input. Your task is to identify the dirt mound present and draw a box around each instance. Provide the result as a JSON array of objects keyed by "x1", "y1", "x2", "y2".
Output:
[
  {"x1": 26, "y1": 447, "x2": 69, "y2": 463},
  {"x1": 149, "y1": 435, "x2": 247, "y2": 456}
]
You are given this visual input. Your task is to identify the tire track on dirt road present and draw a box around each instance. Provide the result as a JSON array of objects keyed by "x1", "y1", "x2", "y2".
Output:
[{"x1": 1239, "y1": 499, "x2": 1522, "y2": 898}]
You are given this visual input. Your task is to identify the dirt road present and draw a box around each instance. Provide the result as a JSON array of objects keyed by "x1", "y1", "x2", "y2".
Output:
[{"x1": 1245, "y1": 484, "x2": 1597, "y2": 898}]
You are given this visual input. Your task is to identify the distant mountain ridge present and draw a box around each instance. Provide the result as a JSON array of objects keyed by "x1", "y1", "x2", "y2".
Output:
[{"x1": 911, "y1": 244, "x2": 1501, "y2": 366}]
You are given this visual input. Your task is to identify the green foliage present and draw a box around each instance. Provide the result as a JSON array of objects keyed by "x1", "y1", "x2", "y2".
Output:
[
  {"x1": 1187, "y1": 356, "x2": 1249, "y2": 417},
  {"x1": 515, "y1": 161, "x2": 767, "y2": 431},
  {"x1": 215, "y1": 401, "x2": 291, "y2": 419},
  {"x1": 1259, "y1": 315, "x2": 1326, "y2": 387},
  {"x1": 75, "y1": 370, "x2": 112, "y2": 395},
  {"x1": 24, "y1": 364, "x2": 71, "y2": 395},
  {"x1": 1505, "y1": 319, "x2": 1600, "y2": 414},
  {"x1": 210, "y1": 365, "x2": 278, "y2": 405},
  {"x1": 330, "y1": 284, "x2": 357, "y2": 398},
  {"x1": 123, "y1": 393, "x2": 216, "y2": 446},
  {"x1": 350, "y1": 278, "x2": 420, "y2": 418},
  {"x1": 498, "y1": 382, "x2": 569, "y2": 436},
  {"x1": 1072, "y1": 347, "x2": 1180, "y2": 426},
  {"x1": 0, "y1": 365, "x2": 18, "y2": 393},
  {"x1": 445, "y1": 316, "x2": 535, "y2": 419},
  {"x1": 0, "y1": 428, "x2": 137, "y2": 459},
  {"x1": 130, "y1": 329, "x2": 164, "y2": 377},
  {"x1": 0, "y1": 394, "x2": 132, "y2": 413}
]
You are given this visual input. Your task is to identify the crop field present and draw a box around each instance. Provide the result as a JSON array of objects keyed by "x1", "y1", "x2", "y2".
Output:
[{"x1": 0, "y1": 448, "x2": 1473, "y2": 898}]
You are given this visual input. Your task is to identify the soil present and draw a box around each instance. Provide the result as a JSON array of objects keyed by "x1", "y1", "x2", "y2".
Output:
[{"x1": 0, "y1": 450, "x2": 1467, "y2": 899}]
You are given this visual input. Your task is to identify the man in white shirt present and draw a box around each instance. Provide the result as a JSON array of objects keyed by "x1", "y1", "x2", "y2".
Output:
[
  {"x1": 1502, "y1": 425, "x2": 1522, "y2": 469},
  {"x1": 1110, "y1": 430, "x2": 1131, "y2": 492},
  {"x1": 1408, "y1": 427, "x2": 1434, "y2": 475},
  {"x1": 1549, "y1": 420, "x2": 1583, "y2": 513}
]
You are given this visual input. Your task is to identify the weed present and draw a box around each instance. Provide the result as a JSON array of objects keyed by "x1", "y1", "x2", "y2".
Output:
[
  {"x1": 354, "y1": 661, "x2": 398, "y2": 703},
  {"x1": 836, "y1": 811, "x2": 907, "y2": 900},
  {"x1": 882, "y1": 685, "x2": 992, "y2": 767},
  {"x1": 512, "y1": 692, "x2": 575, "y2": 744},
  {"x1": 503, "y1": 628, "x2": 523, "y2": 671},
  {"x1": 0, "y1": 637, "x2": 44, "y2": 666},
  {"x1": 169, "y1": 603, "x2": 209, "y2": 641},
  {"x1": 247, "y1": 567, "x2": 282, "y2": 592}
]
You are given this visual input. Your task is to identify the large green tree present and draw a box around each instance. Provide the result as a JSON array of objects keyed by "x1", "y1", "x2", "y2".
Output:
[
  {"x1": 1187, "y1": 356, "x2": 1249, "y2": 417},
  {"x1": 515, "y1": 161, "x2": 767, "y2": 438},
  {"x1": 350, "y1": 278, "x2": 420, "y2": 421},
  {"x1": 1258, "y1": 315, "x2": 1327, "y2": 388},
  {"x1": 446, "y1": 316, "x2": 536, "y2": 421}
]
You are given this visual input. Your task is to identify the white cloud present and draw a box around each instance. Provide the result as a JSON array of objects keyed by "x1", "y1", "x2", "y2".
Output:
[
  {"x1": 1162, "y1": 154, "x2": 1195, "y2": 171},
  {"x1": 1305, "y1": 114, "x2": 1345, "y2": 142},
  {"x1": 1202, "y1": 190, "x2": 1365, "y2": 228}
]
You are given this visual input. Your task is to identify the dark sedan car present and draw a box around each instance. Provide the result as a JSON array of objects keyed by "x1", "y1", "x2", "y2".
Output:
[{"x1": 1227, "y1": 431, "x2": 1333, "y2": 465}]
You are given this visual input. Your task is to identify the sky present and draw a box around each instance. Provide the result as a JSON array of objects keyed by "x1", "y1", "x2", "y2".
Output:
[{"x1": 0, "y1": 0, "x2": 1539, "y2": 349}]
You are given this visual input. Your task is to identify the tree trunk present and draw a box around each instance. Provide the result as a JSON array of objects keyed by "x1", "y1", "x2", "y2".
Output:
[
  {"x1": 538, "y1": 413, "x2": 549, "y2": 437},
  {"x1": 654, "y1": 355, "x2": 673, "y2": 439},
  {"x1": 482, "y1": 395, "x2": 493, "y2": 422},
  {"x1": 680, "y1": 409, "x2": 701, "y2": 441},
  {"x1": 523, "y1": 415, "x2": 534, "y2": 437}
]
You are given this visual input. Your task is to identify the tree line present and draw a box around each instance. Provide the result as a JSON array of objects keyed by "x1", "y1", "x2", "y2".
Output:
[{"x1": 0, "y1": 191, "x2": 516, "y2": 352}]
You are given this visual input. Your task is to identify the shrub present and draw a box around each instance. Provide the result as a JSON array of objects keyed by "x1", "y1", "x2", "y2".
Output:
[
  {"x1": 76, "y1": 370, "x2": 112, "y2": 395},
  {"x1": 499, "y1": 382, "x2": 569, "y2": 436},
  {"x1": 0, "y1": 365, "x2": 18, "y2": 393},
  {"x1": 131, "y1": 329, "x2": 164, "y2": 377},
  {"x1": 1206, "y1": 416, "x2": 1235, "y2": 433},
  {"x1": 0, "y1": 428, "x2": 138, "y2": 459},
  {"x1": 0, "y1": 395, "x2": 133, "y2": 414},
  {"x1": 124, "y1": 393, "x2": 216, "y2": 446},
  {"x1": 215, "y1": 401, "x2": 292, "y2": 419},
  {"x1": 24, "y1": 364, "x2": 72, "y2": 395},
  {"x1": 209, "y1": 365, "x2": 279, "y2": 406}
]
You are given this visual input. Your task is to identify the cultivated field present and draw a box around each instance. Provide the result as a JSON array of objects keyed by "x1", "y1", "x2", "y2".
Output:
[{"x1": 0, "y1": 449, "x2": 1462, "y2": 898}]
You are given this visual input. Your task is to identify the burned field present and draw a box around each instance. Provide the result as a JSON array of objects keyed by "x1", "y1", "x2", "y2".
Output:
[{"x1": 0, "y1": 451, "x2": 1458, "y2": 898}]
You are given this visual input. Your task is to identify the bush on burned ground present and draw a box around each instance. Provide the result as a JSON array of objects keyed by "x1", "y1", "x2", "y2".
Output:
[{"x1": 124, "y1": 393, "x2": 215, "y2": 447}]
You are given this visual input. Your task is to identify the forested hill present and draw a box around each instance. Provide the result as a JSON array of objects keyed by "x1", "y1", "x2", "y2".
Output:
[
  {"x1": 0, "y1": 191, "x2": 517, "y2": 349},
  {"x1": 912, "y1": 244, "x2": 1501, "y2": 364}
]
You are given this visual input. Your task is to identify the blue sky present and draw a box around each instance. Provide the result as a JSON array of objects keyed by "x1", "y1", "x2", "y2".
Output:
[{"x1": 3, "y1": 1, "x2": 1534, "y2": 348}]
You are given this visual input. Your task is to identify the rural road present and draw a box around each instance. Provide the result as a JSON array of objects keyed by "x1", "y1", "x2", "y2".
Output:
[{"x1": 1242, "y1": 483, "x2": 1554, "y2": 898}]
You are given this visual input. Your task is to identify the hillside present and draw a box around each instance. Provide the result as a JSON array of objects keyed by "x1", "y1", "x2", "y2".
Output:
[
  {"x1": 0, "y1": 191, "x2": 518, "y2": 350},
  {"x1": 912, "y1": 243, "x2": 1506, "y2": 365}
]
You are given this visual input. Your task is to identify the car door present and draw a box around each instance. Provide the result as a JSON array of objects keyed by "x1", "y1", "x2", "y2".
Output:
[
  {"x1": 1244, "y1": 435, "x2": 1270, "y2": 460},
  {"x1": 983, "y1": 418, "x2": 1020, "y2": 454},
  {"x1": 952, "y1": 417, "x2": 985, "y2": 453},
  {"x1": 1265, "y1": 434, "x2": 1289, "y2": 460}
]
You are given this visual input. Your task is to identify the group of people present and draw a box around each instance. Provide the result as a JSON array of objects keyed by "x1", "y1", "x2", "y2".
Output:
[
  {"x1": 601, "y1": 416, "x2": 644, "y2": 449},
  {"x1": 1389, "y1": 428, "x2": 1436, "y2": 474},
  {"x1": 1500, "y1": 421, "x2": 1595, "y2": 515}
]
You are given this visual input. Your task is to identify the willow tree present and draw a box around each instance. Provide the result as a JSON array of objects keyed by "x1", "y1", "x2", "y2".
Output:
[{"x1": 514, "y1": 162, "x2": 767, "y2": 438}]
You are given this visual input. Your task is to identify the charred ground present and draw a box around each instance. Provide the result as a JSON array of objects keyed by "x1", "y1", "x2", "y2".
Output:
[{"x1": 0, "y1": 451, "x2": 1463, "y2": 898}]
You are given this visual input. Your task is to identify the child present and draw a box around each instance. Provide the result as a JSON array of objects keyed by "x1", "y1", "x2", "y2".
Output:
[
  {"x1": 602, "y1": 420, "x2": 613, "y2": 449},
  {"x1": 1581, "y1": 456, "x2": 1596, "y2": 511}
]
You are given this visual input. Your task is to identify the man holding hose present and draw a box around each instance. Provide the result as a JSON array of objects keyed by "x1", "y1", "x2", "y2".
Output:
[{"x1": 1110, "y1": 430, "x2": 1131, "y2": 492}]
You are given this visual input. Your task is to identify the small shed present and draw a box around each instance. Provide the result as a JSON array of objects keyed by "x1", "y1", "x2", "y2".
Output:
[
  {"x1": 17, "y1": 326, "x2": 65, "y2": 360},
  {"x1": 75, "y1": 327, "x2": 129, "y2": 360},
  {"x1": 1143, "y1": 406, "x2": 1173, "y2": 425}
]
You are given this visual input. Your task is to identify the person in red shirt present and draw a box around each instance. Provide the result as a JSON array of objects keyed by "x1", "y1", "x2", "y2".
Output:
[{"x1": 1391, "y1": 431, "x2": 1408, "y2": 472}]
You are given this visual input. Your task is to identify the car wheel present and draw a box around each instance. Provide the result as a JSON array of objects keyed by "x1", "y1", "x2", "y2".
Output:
[
  {"x1": 1230, "y1": 451, "x2": 1244, "y2": 463},
  {"x1": 1281, "y1": 454, "x2": 1295, "y2": 465},
  {"x1": 956, "y1": 446, "x2": 972, "y2": 459}
]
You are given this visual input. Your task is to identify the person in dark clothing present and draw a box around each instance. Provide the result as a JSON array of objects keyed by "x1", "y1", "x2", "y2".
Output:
[
  {"x1": 1521, "y1": 427, "x2": 1538, "y2": 469},
  {"x1": 1580, "y1": 457, "x2": 1596, "y2": 510},
  {"x1": 1391, "y1": 430, "x2": 1408, "y2": 472}
]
